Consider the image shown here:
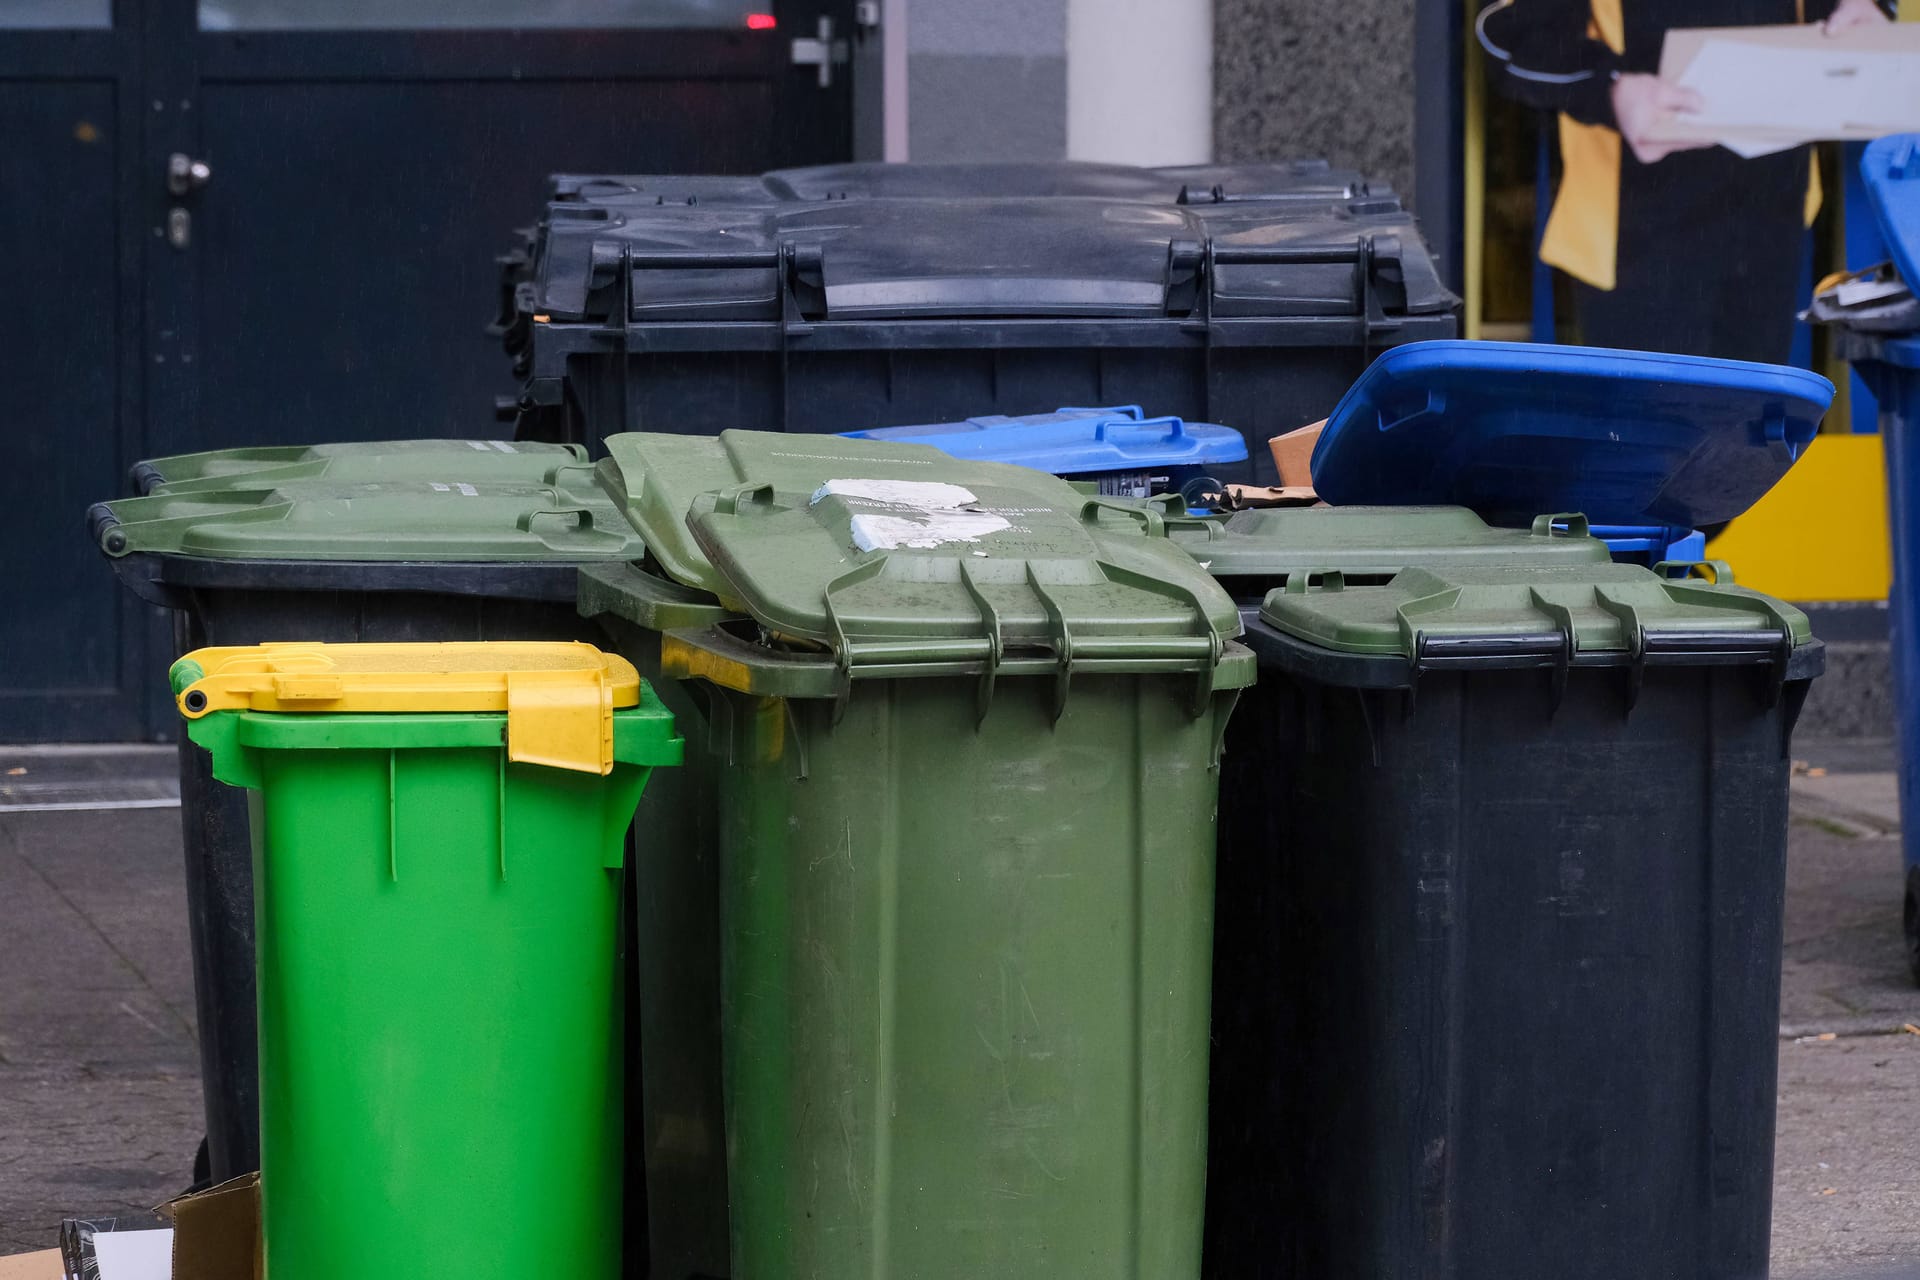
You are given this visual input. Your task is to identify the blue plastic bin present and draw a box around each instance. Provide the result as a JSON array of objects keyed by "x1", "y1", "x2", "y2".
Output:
[
  {"x1": 1590, "y1": 525, "x2": 1708, "y2": 573},
  {"x1": 1309, "y1": 340, "x2": 1831, "y2": 529},
  {"x1": 842, "y1": 405, "x2": 1249, "y2": 499},
  {"x1": 1831, "y1": 135, "x2": 1920, "y2": 983},
  {"x1": 1862, "y1": 334, "x2": 1920, "y2": 985}
]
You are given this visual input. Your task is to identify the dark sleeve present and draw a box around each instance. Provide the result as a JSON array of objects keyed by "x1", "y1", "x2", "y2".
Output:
[
  {"x1": 1477, "y1": 0, "x2": 1621, "y2": 127},
  {"x1": 1801, "y1": 0, "x2": 1841, "y2": 22}
]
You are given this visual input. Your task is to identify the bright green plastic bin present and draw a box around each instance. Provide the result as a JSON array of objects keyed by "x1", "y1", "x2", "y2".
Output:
[{"x1": 171, "y1": 641, "x2": 681, "y2": 1280}]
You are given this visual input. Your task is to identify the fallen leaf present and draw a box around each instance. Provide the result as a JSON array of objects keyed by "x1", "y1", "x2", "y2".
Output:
[
  {"x1": 1821, "y1": 1187, "x2": 1837, "y2": 1196},
  {"x1": 1817, "y1": 1032, "x2": 1837, "y2": 1041},
  {"x1": 4, "y1": 767, "x2": 24, "y2": 776},
  {"x1": 1902, "y1": 1024, "x2": 1920, "y2": 1037},
  {"x1": 1807, "y1": 767, "x2": 1828, "y2": 778}
]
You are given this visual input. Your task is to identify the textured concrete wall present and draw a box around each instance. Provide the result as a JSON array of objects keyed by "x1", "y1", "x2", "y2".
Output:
[
  {"x1": 1212, "y1": 0, "x2": 1417, "y2": 195},
  {"x1": 906, "y1": 0, "x2": 1068, "y2": 161}
]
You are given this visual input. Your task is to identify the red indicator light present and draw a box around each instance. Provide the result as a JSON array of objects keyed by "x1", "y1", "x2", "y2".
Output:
[{"x1": 745, "y1": 12, "x2": 777, "y2": 29}]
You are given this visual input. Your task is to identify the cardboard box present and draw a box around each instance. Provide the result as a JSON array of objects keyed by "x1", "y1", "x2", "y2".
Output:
[
  {"x1": 162, "y1": 1175, "x2": 259, "y2": 1280},
  {"x1": 1267, "y1": 420, "x2": 1326, "y2": 489}
]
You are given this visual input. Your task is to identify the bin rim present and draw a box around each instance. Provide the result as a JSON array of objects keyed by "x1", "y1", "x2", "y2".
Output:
[
  {"x1": 1240, "y1": 613, "x2": 1825, "y2": 691},
  {"x1": 660, "y1": 621, "x2": 1256, "y2": 712},
  {"x1": 576, "y1": 560, "x2": 742, "y2": 633}
]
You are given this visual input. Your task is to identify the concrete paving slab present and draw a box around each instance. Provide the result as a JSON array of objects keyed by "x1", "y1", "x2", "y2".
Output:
[
  {"x1": 1772, "y1": 1033, "x2": 1920, "y2": 1278},
  {"x1": 0, "y1": 809, "x2": 200, "y2": 1256}
]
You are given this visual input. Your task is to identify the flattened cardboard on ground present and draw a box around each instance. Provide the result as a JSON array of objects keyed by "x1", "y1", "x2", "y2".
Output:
[
  {"x1": 1267, "y1": 420, "x2": 1325, "y2": 488},
  {"x1": 0, "y1": 1250, "x2": 59, "y2": 1280}
]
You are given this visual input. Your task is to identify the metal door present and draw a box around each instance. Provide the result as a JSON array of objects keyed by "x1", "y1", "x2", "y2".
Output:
[
  {"x1": 1, "y1": 0, "x2": 856, "y2": 742},
  {"x1": 0, "y1": 1, "x2": 149, "y2": 742}
]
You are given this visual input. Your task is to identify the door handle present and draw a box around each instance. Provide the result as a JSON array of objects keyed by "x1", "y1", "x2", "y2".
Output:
[
  {"x1": 790, "y1": 17, "x2": 845, "y2": 89},
  {"x1": 167, "y1": 153, "x2": 212, "y2": 197}
]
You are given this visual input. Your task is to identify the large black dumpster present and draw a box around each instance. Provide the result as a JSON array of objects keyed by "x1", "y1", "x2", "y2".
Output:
[{"x1": 497, "y1": 161, "x2": 1457, "y2": 478}]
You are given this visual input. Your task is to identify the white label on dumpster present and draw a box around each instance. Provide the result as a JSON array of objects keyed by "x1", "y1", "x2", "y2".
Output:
[
  {"x1": 490, "y1": 440, "x2": 517, "y2": 452},
  {"x1": 466, "y1": 440, "x2": 492, "y2": 450},
  {"x1": 455, "y1": 482, "x2": 479, "y2": 496},
  {"x1": 815, "y1": 478, "x2": 1012, "y2": 551}
]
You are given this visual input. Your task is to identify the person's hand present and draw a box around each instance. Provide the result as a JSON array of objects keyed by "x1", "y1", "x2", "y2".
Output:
[
  {"x1": 1824, "y1": 0, "x2": 1891, "y2": 34},
  {"x1": 1610, "y1": 73, "x2": 1712, "y2": 165}
]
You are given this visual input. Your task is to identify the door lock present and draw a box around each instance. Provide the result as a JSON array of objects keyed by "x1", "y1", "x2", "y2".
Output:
[{"x1": 167, "y1": 153, "x2": 212, "y2": 197}]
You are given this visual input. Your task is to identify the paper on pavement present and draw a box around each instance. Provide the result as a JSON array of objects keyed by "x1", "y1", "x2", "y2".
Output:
[{"x1": 90, "y1": 1229, "x2": 173, "y2": 1280}]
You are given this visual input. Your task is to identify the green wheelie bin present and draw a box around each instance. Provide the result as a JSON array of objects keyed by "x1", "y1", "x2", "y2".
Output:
[
  {"x1": 92, "y1": 461, "x2": 648, "y2": 1184},
  {"x1": 171, "y1": 641, "x2": 681, "y2": 1280},
  {"x1": 579, "y1": 427, "x2": 1251, "y2": 1279},
  {"x1": 645, "y1": 460, "x2": 1250, "y2": 1278}
]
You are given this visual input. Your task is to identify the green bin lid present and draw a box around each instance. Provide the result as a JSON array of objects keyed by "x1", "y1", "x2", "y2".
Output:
[
  {"x1": 95, "y1": 480, "x2": 647, "y2": 562},
  {"x1": 599, "y1": 429, "x2": 1136, "y2": 598},
  {"x1": 133, "y1": 439, "x2": 590, "y2": 495},
  {"x1": 679, "y1": 469, "x2": 1248, "y2": 689},
  {"x1": 1168, "y1": 506, "x2": 1613, "y2": 581},
  {"x1": 1257, "y1": 561, "x2": 1813, "y2": 664}
]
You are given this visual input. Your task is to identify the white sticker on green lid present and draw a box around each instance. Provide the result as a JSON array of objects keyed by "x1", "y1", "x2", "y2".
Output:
[
  {"x1": 816, "y1": 478, "x2": 1011, "y2": 551},
  {"x1": 850, "y1": 510, "x2": 1011, "y2": 551},
  {"x1": 813, "y1": 478, "x2": 980, "y2": 508}
]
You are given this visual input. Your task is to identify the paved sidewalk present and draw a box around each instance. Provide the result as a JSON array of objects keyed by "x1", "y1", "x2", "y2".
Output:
[{"x1": 0, "y1": 745, "x2": 1915, "y2": 1270}]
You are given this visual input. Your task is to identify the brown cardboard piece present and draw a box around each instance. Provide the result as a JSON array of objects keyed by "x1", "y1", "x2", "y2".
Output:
[
  {"x1": 1223, "y1": 484, "x2": 1320, "y2": 510},
  {"x1": 161, "y1": 1175, "x2": 260, "y2": 1280},
  {"x1": 0, "y1": 1250, "x2": 60, "y2": 1280},
  {"x1": 1267, "y1": 419, "x2": 1326, "y2": 489},
  {"x1": 1647, "y1": 23, "x2": 1920, "y2": 146}
]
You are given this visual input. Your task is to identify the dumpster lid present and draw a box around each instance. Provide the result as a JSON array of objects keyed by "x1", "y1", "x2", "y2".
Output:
[
  {"x1": 1861, "y1": 134, "x2": 1920, "y2": 290},
  {"x1": 538, "y1": 194, "x2": 1455, "y2": 323},
  {"x1": 169, "y1": 642, "x2": 647, "y2": 774},
  {"x1": 133, "y1": 439, "x2": 589, "y2": 496},
  {"x1": 841, "y1": 406, "x2": 1248, "y2": 474},
  {"x1": 598, "y1": 430, "x2": 1122, "y2": 598},
  {"x1": 1256, "y1": 561, "x2": 1813, "y2": 667},
  {"x1": 1167, "y1": 506, "x2": 1613, "y2": 580},
  {"x1": 551, "y1": 160, "x2": 1375, "y2": 209},
  {"x1": 1309, "y1": 340, "x2": 1834, "y2": 528},
  {"x1": 680, "y1": 470, "x2": 1246, "y2": 698},
  {"x1": 93, "y1": 480, "x2": 647, "y2": 563}
]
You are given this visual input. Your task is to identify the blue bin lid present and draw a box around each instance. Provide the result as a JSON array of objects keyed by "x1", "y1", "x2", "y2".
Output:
[
  {"x1": 1588, "y1": 523, "x2": 1693, "y2": 550},
  {"x1": 1309, "y1": 341, "x2": 1833, "y2": 529},
  {"x1": 841, "y1": 406, "x2": 1248, "y2": 475},
  {"x1": 1861, "y1": 135, "x2": 1920, "y2": 292}
]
